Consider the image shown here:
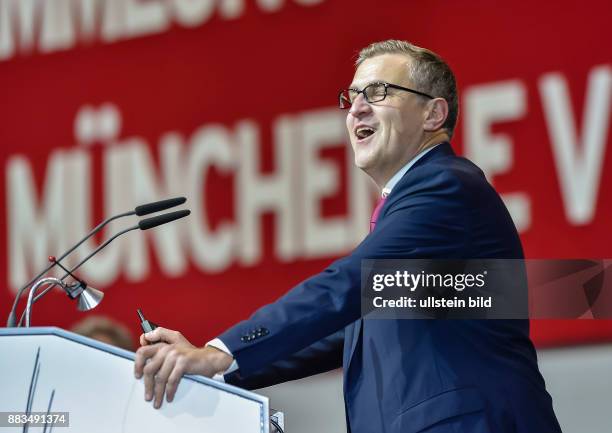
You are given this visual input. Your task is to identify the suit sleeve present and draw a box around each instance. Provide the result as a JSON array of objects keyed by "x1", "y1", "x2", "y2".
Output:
[
  {"x1": 224, "y1": 329, "x2": 344, "y2": 390},
  {"x1": 218, "y1": 168, "x2": 469, "y2": 377}
]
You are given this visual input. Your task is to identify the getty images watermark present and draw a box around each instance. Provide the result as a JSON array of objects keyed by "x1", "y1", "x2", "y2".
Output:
[
  {"x1": 371, "y1": 269, "x2": 490, "y2": 308},
  {"x1": 361, "y1": 259, "x2": 612, "y2": 319}
]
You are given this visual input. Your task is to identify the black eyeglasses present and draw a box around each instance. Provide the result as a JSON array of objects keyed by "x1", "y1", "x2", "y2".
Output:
[{"x1": 338, "y1": 81, "x2": 434, "y2": 109}]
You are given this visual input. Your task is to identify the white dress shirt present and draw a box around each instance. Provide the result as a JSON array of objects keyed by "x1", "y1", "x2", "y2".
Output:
[
  {"x1": 381, "y1": 144, "x2": 440, "y2": 197},
  {"x1": 207, "y1": 143, "x2": 442, "y2": 381}
]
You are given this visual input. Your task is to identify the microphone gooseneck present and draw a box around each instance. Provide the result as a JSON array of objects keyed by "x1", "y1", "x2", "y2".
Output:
[
  {"x1": 16, "y1": 224, "x2": 139, "y2": 327},
  {"x1": 5, "y1": 209, "x2": 134, "y2": 327},
  {"x1": 7, "y1": 197, "x2": 190, "y2": 327}
]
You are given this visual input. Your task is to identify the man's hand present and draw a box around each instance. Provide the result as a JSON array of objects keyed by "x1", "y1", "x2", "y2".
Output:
[{"x1": 134, "y1": 327, "x2": 233, "y2": 409}]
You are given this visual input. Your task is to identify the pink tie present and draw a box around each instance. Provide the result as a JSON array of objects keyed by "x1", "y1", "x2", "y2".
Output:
[{"x1": 370, "y1": 196, "x2": 387, "y2": 233}]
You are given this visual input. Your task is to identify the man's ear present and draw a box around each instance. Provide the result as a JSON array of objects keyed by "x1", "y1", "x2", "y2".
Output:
[{"x1": 423, "y1": 98, "x2": 449, "y2": 132}]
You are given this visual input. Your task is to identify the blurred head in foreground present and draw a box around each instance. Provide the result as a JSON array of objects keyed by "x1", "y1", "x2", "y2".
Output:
[{"x1": 71, "y1": 315, "x2": 135, "y2": 351}]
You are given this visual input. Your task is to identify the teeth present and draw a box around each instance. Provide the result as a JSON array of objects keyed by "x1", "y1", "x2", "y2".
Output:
[{"x1": 355, "y1": 127, "x2": 375, "y2": 139}]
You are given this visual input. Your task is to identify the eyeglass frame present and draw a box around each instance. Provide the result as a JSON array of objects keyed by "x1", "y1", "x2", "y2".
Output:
[{"x1": 338, "y1": 81, "x2": 434, "y2": 109}]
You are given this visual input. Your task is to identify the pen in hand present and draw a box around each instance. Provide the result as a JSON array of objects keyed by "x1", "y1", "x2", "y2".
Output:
[{"x1": 137, "y1": 308, "x2": 158, "y2": 338}]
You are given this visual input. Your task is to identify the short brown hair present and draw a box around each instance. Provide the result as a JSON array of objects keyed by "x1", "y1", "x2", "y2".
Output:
[
  {"x1": 71, "y1": 315, "x2": 134, "y2": 351},
  {"x1": 357, "y1": 40, "x2": 459, "y2": 138}
]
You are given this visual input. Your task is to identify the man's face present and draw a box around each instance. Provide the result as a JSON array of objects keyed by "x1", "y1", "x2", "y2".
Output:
[{"x1": 346, "y1": 54, "x2": 428, "y2": 184}]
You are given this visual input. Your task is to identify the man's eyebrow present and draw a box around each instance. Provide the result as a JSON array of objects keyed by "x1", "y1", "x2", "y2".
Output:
[
  {"x1": 347, "y1": 82, "x2": 365, "y2": 90},
  {"x1": 348, "y1": 80, "x2": 382, "y2": 90}
]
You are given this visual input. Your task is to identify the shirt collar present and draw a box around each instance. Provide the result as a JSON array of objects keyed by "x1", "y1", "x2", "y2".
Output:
[{"x1": 381, "y1": 144, "x2": 442, "y2": 198}]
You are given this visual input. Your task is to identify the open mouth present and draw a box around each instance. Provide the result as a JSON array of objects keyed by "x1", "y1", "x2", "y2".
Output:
[{"x1": 355, "y1": 126, "x2": 376, "y2": 141}]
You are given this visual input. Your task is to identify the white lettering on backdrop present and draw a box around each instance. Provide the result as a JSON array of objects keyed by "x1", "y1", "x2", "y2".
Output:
[
  {"x1": 5, "y1": 104, "x2": 375, "y2": 291},
  {"x1": 0, "y1": 0, "x2": 327, "y2": 61}
]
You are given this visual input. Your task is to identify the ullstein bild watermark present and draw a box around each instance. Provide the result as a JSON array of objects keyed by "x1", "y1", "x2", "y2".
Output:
[{"x1": 361, "y1": 259, "x2": 612, "y2": 319}]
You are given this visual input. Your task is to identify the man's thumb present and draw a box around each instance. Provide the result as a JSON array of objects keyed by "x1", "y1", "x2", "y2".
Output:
[
  {"x1": 144, "y1": 327, "x2": 163, "y2": 343},
  {"x1": 144, "y1": 327, "x2": 182, "y2": 344}
]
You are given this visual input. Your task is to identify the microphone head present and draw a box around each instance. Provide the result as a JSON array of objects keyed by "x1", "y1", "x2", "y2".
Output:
[
  {"x1": 134, "y1": 197, "x2": 187, "y2": 216},
  {"x1": 138, "y1": 209, "x2": 191, "y2": 231},
  {"x1": 77, "y1": 285, "x2": 104, "y2": 311}
]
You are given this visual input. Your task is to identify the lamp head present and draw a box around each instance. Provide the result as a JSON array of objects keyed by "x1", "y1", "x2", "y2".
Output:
[
  {"x1": 66, "y1": 281, "x2": 104, "y2": 311},
  {"x1": 77, "y1": 285, "x2": 104, "y2": 311}
]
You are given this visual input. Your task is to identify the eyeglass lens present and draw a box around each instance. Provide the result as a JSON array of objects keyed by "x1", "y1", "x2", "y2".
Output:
[{"x1": 340, "y1": 83, "x2": 387, "y2": 108}]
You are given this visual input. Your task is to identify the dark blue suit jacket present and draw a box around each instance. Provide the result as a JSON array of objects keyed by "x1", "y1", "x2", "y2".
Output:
[{"x1": 219, "y1": 143, "x2": 561, "y2": 433}]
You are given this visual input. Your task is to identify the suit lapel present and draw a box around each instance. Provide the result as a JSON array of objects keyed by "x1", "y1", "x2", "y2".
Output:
[{"x1": 344, "y1": 143, "x2": 455, "y2": 372}]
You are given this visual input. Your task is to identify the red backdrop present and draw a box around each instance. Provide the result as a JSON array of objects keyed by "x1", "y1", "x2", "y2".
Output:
[{"x1": 1, "y1": 0, "x2": 611, "y2": 348}]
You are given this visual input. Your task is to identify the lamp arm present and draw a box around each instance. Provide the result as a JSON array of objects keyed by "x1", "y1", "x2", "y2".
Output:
[{"x1": 24, "y1": 277, "x2": 66, "y2": 327}]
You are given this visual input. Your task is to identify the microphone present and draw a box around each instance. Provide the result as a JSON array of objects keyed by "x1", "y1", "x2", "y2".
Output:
[
  {"x1": 135, "y1": 197, "x2": 186, "y2": 216},
  {"x1": 6, "y1": 197, "x2": 187, "y2": 327},
  {"x1": 16, "y1": 209, "x2": 191, "y2": 326},
  {"x1": 138, "y1": 210, "x2": 191, "y2": 231}
]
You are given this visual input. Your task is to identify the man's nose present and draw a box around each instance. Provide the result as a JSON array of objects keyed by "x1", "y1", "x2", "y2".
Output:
[{"x1": 348, "y1": 93, "x2": 371, "y2": 118}]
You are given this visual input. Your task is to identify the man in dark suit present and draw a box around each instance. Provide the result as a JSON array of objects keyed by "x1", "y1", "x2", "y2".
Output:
[{"x1": 135, "y1": 40, "x2": 562, "y2": 432}]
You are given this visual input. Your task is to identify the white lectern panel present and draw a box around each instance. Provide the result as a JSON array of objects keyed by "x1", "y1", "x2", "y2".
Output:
[{"x1": 0, "y1": 327, "x2": 268, "y2": 433}]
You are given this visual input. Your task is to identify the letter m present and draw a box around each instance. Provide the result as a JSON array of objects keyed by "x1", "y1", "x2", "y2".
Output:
[{"x1": 6, "y1": 152, "x2": 70, "y2": 291}]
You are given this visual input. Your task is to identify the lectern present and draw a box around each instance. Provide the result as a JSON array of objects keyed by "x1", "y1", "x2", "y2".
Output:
[{"x1": 0, "y1": 327, "x2": 269, "y2": 432}]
